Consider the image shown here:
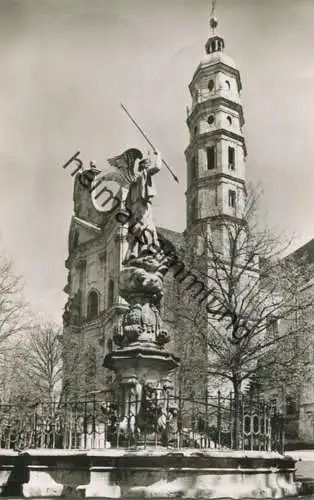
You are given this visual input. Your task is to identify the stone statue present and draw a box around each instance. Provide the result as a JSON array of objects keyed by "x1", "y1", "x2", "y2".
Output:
[
  {"x1": 106, "y1": 148, "x2": 162, "y2": 263},
  {"x1": 104, "y1": 148, "x2": 173, "y2": 347},
  {"x1": 124, "y1": 150, "x2": 162, "y2": 263}
]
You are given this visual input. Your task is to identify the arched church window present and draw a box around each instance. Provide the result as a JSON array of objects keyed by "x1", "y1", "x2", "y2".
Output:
[
  {"x1": 87, "y1": 290, "x2": 99, "y2": 318},
  {"x1": 225, "y1": 80, "x2": 231, "y2": 90},
  {"x1": 208, "y1": 115, "x2": 215, "y2": 126},
  {"x1": 73, "y1": 231, "x2": 79, "y2": 249},
  {"x1": 208, "y1": 79, "x2": 214, "y2": 92},
  {"x1": 107, "y1": 339, "x2": 113, "y2": 353},
  {"x1": 108, "y1": 278, "x2": 114, "y2": 306},
  {"x1": 227, "y1": 115, "x2": 232, "y2": 125}
]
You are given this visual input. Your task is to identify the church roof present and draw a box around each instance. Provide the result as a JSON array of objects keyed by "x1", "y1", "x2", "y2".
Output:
[
  {"x1": 199, "y1": 50, "x2": 236, "y2": 70},
  {"x1": 157, "y1": 227, "x2": 184, "y2": 254},
  {"x1": 287, "y1": 238, "x2": 314, "y2": 264}
]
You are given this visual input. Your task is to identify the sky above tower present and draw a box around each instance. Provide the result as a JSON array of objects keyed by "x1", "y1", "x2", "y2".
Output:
[{"x1": 0, "y1": 0, "x2": 314, "y2": 320}]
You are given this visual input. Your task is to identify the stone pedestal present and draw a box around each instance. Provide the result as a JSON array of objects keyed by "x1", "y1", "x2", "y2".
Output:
[{"x1": 103, "y1": 248, "x2": 180, "y2": 445}]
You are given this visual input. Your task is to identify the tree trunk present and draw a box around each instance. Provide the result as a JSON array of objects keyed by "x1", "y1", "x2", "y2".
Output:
[{"x1": 232, "y1": 375, "x2": 241, "y2": 450}]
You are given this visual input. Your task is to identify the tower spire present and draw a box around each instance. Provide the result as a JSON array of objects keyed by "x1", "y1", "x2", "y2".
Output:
[
  {"x1": 206, "y1": 0, "x2": 224, "y2": 55},
  {"x1": 210, "y1": 0, "x2": 218, "y2": 35}
]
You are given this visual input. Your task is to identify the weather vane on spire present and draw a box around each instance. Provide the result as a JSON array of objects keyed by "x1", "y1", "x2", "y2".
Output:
[{"x1": 209, "y1": 0, "x2": 218, "y2": 35}]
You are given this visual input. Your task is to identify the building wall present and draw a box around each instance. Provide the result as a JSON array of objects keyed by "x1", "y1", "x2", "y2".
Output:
[{"x1": 62, "y1": 170, "x2": 129, "y2": 399}]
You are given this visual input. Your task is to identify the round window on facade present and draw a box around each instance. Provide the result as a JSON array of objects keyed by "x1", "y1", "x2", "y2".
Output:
[
  {"x1": 227, "y1": 115, "x2": 232, "y2": 125},
  {"x1": 208, "y1": 79, "x2": 214, "y2": 92},
  {"x1": 208, "y1": 115, "x2": 215, "y2": 126}
]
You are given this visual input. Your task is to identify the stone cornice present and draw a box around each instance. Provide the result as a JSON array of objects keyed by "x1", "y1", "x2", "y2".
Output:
[
  {"x1": 65, "y1": 235, "x2": 112, "y2": 269},
  {"x1": 189, "y1": 62, "x2": 242, "y2": 94},
  {"x1": 187, "y1": 213, "x2": 248, "y2": 231},
  {"x1": 103, "y1": 303, "x2": 128, "y2": 322},
  {"x1": 187, "y1": 97, "x2": 244, "y2": 128},
  {"x1": 99, "y1": 250, "x2": 107, "y2": 262},
  {"x1": 63, "y1": 324, "x2": 81, "y2": 334},
  {"x1": 66, "y1": 236, "x2": 104, "y2": 267},
  {"x1": 81, "y1": 316, "x2": 101, "y2": 328},
  {"x1": 75, "y1": 259, "x2": 87, "y2": 270},
  {"x1": 186, "y1": 172, "x2": 247, "y2": 197},
  {"x1": 185, "y1": 129, "x2": 247, "y2": 158},
  {"x1": 78, "y1": 302, "x2": 128, "y2": 328}
]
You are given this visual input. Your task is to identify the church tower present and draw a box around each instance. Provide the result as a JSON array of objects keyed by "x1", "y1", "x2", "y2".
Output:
[
  {"x1": 179, "y1": 9, "x2": 250, "y2": 399},
  {"x1": 185, "y1": 13, "x2": 247, "y2": 253}
]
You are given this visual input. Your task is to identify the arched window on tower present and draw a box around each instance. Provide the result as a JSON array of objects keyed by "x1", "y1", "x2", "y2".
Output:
[
  {"x1": 228, "y1": 189, "x2": 236, "y2": 208},
  {"x1": 208, "y1": 79, "x2": 214, "y2": 92},
  {"x1": 190, "y1": 156, "x2": 197, "y2": 181},
  {"x1": 227, "y1": 116, "x2": 232, "y2": 126},
  {"x1": 228, "y1": 147, "x2": 235, "y2": 170},
  {"x1": 87, "y1": 290, "x2": 99, "y2": 319},
  {"x1": 207, "y1": 146, "x2": 216, "y2": 170},
  {"x1": 225, "y1": 80, "x2": 231, "y2": 90}
]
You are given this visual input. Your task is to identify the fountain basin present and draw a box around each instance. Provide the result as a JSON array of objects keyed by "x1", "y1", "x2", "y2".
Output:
[{"x1": 5, "y1": 447, "x2": 300, "y2": 498}]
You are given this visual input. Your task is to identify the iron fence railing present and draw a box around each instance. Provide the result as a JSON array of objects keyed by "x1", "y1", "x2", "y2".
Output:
[{"x1": 0, "y1": 392, "x2": 284, "y2": 452}]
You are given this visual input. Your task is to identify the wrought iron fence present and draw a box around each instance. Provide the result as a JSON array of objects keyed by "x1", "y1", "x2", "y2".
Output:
[{"x1": 0, "y1": 392, "x2": 284, "y2": 452}]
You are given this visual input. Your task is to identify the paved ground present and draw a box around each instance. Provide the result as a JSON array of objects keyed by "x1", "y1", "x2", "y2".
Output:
[
  {"x1": 285, "y1": 450, "x2": 314, "y2": 495},
  {"x1": 287, "y1": 450, "x2": 314, "y2": 478}
]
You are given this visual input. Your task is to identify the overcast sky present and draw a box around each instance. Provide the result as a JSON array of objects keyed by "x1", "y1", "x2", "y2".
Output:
[{"x1": 1, "y1": 0, "x2": 314, "y2": 321}]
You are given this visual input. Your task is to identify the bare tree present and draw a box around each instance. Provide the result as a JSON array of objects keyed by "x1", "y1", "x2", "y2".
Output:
[
  {"x1": 0, "y1": 254, "x2": 28, "y2": 347},
  {"x1": 0, "y1": 253, "x2": 30, "y2": 404},
  {"x1": 10, "y1": 321, "x2": 101, "y2": 405},
  {"x1": 6, "y1": 322, "x2": 63, "y2": 404},
  {"x1": 165, "y1": 187, "x2": 314, "y2": 449}
]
